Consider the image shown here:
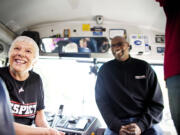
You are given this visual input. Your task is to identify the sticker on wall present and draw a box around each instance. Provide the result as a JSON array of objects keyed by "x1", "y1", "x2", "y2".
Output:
[
  {"x1": 63, "y1": 29, "x2": 70, "y2": 37},
  {"x1": 91, "y1": 26, "x2": 106, "y2": 32},
  {"x1": 130, "y1": 34, "x2": 151, "y2": 55},
  {"x1": 155, "y1": 35, "x2": 165, "y2": 43},
  {"x1": 93, "y1": 31, "x2": 103, "y2": 36},
  {"x1": 157, "y1": 47, "x2": 165, "y2": 54},
  {"x1": 134, "y1": 40, "x2": 142, "y2": 45},
  {"x1": 109, "y1": 29, "x2": 126, "y2": 39},
  {"x1": 82, "y1": 24, "x2": 90, "y2": 31}
]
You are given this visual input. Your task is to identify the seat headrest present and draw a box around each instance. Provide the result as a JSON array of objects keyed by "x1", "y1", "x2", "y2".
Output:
[{"x1": 0, "y1": 78, "x2": 15, "y2": 135}]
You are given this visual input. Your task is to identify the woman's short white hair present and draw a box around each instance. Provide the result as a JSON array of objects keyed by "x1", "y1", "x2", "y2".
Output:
[{"x1": 9, "y1": 36, "x2": 39, "y2": 60}]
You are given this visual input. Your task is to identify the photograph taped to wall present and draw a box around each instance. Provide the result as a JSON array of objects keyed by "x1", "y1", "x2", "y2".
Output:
[
  {"x1": 109, "y1": 29, "x2": 126, "y2": 39},
  {"x1": 155, "y1": 35, "x2": 165, "y2": 43}
]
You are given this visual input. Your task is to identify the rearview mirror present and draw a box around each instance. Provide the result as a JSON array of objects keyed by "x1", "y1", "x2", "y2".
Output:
[{"x1": 41, "y1": 37, "x2": 110, "y2": 55}]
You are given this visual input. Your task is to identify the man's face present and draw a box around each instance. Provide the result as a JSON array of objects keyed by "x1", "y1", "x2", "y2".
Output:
[
  {"x1": 9, "y1": 41, "x2": 36, "y2": 73},
  {"x1": 111, "y1": 38, "x2": 130, "y2": 61}
]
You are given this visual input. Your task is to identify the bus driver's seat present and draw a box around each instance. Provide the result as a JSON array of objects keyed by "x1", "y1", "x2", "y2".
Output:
[{"x1": 0, "y1": 78, "x2": 15, "y2": 135}]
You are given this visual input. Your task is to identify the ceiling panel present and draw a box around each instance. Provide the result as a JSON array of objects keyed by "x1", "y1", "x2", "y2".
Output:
[{"x1": 0, "y1": 0, "x2": 165, "y2": 32}]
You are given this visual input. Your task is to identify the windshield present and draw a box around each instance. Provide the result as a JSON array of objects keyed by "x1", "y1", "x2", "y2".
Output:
[{"x1": 33, "y1": 58, "x2": 176, "y2": 133}]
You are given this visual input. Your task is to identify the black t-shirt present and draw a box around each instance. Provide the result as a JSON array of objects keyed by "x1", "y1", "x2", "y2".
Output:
[{"x1": 0, "y1": 67, "x2": 45, "y2": 125}]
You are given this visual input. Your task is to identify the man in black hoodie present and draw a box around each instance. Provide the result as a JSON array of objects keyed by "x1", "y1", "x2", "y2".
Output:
[{"x1": 95, "y1": 36, "x2": 164, "y2": 135}]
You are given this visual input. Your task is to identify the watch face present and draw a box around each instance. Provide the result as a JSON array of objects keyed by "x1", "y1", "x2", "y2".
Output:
[{"x1": 0, "y1": 44, "x2": 4, "y2": 53}]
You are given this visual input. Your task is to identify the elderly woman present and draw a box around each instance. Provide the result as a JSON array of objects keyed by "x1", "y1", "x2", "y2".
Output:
[{"x1": 0, "y1": 36, "x2": 64, "y2": 135}]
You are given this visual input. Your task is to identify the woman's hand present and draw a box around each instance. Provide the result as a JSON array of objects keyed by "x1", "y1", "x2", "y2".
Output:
[{"x1": 48, "y1": 128, "x2": 65, "y2": 135}]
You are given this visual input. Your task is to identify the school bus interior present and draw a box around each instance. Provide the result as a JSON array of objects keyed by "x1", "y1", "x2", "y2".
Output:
[{"x1": 0, "y1": 0, "x2": 178, "y2": 134}]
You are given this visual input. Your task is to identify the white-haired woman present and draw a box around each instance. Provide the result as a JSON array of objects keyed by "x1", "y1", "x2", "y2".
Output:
[{"x1": 0, "y1": 36, "x2": 64, "y2": 135}]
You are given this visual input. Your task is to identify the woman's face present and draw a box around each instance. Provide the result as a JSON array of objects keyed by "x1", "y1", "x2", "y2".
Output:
[{"x1": 9, "y1": 41, "x2": 36, "y2": 73}]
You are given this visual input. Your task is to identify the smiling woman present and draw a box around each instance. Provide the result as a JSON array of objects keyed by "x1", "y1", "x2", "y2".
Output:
[
  {"x1": 0, "y1": 36, "x2": 64, "y2": 135},
  {"x1": 8, "y1": 36, "x2": 38, "y2": 76}
]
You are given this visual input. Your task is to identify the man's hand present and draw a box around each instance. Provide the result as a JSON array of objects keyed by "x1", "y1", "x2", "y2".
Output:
[
  {"x1": 119, "y1": 123, "x2": 141, "y2": 135},
  {"x1": 48, "y1": 128, "x2": 65, "y2": 135}
]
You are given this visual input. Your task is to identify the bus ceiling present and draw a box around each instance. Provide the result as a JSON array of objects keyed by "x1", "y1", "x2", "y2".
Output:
[{"x1": 0, "y1": 0, "x2": 165, "y2": 64}]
